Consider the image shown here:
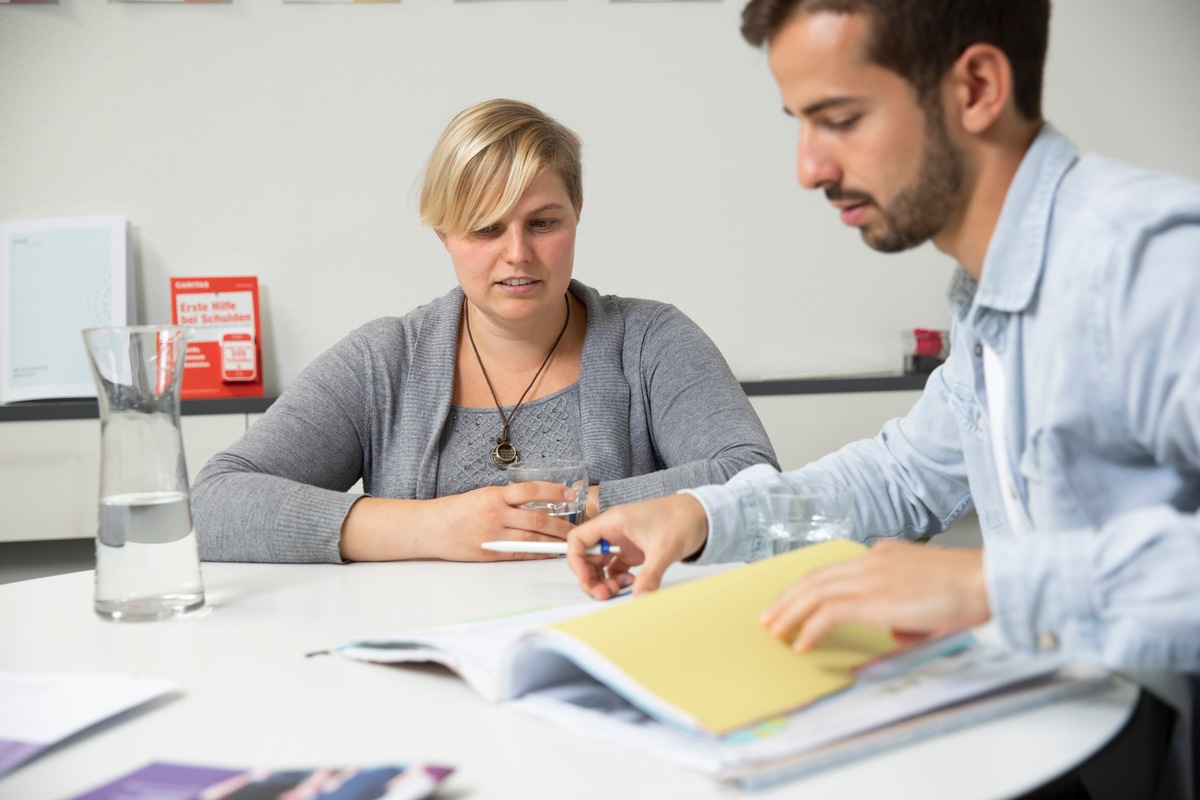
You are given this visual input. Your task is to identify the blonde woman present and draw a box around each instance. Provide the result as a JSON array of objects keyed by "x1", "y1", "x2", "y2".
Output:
[{"x1": 193, "y1": 99, "x2": 777, "y2": 563}]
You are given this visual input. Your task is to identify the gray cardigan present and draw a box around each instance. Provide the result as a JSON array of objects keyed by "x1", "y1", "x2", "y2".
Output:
[{"x1": 192, "y1": 280, "x2": 777, "y2": 563}]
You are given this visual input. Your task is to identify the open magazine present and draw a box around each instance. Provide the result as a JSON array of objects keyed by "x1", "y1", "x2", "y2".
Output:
[
  {"x1": 344, "y1": 542, "x2": 902, "y2": 735},
  {"x1": 337, "y1": 543, "x2": 1109, "y2": 784}
]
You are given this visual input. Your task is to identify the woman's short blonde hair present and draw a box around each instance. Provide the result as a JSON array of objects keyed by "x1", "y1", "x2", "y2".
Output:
[{"x1": 419, "y1": 99, "x2": 583, "y2": 235}]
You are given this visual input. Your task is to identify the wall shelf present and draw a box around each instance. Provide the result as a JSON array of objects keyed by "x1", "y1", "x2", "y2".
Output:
[
  {"x1": 0, "y1": 375, "x2": 931, "y2": 423},
  {"x1": 739, "y1": 374, "x2": 928, "y2": 397},
  {"x1": 0, "y1": 397, "x2": 277, "y2": 423}
]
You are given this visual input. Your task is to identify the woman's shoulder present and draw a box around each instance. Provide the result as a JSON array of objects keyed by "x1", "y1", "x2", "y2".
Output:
[
  {"x1": 573, "y1": 280, "x2": 693, "y2": 332},
  {"x1": 341, "y1": 286, "x2": 463, "y2": 352}
]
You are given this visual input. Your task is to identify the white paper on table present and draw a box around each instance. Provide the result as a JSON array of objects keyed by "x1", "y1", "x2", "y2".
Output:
[{"x1": 0, "y1": 671, "x2": 177, "y2": 776}]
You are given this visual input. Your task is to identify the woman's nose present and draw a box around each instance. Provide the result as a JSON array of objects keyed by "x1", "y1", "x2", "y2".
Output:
[{"x1": 501, "y1": 229, "x2": 530, "y2": 263}]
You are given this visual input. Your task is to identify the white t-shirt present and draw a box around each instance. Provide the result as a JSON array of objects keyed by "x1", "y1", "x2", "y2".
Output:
[{"x1": 982, "y1": 344, "x2": 1030, "y2": 537}]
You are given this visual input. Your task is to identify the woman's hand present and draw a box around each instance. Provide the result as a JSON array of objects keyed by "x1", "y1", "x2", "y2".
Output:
[{"x1": 339, "y1": 481, "x2": 577, "y2": 562}]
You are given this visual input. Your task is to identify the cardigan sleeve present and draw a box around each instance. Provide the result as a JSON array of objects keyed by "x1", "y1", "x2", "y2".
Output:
[
  {"x1": 191, "y1": 325, "x2": 386, "y2": 564},
  {"x1": 596, "y1": 303, "x2": 778, "y2": 510}
]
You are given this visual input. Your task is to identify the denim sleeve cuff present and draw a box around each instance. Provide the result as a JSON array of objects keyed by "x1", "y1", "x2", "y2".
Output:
[
  {"x1": 983, "y1": 531, "x2": 1098, "y2": 659},
  {"x1": 681, "y1": 484, "x2": 745, "y2": 564},
  {"x1": 679, "y1": 463, "x2": 784, "y2": 564}
]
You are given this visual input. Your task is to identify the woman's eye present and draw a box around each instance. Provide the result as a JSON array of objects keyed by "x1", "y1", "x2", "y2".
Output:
[
  {"x1": 473, "y1": 225, "x2": 498, "y2": 237},
  {"x1": 826, "y1": 115, "x2": 860, "y2": 132},
  {"x1": 530, "y1": 219, "x2": 556, "y2": 230}
]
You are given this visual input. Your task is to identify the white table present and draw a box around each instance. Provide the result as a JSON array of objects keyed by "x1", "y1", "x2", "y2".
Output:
[{"x1": 0, "y1": 559, "x2": 1136, "y2": 799}]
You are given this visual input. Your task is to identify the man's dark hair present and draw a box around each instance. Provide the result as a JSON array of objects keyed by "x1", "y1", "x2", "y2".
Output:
[{"x1": 741, "y1": 0, "x2": 1050, "y2": 120}]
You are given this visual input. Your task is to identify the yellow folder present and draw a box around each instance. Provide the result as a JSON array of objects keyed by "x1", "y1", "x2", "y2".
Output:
[{"x1": 548, "y1": 540, "x2": 898, "y2": 735}]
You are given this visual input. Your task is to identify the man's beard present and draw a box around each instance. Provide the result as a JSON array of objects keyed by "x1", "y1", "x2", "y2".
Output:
[{"x1": 827, "y1": 109, "x2": 966, "y2": 254}]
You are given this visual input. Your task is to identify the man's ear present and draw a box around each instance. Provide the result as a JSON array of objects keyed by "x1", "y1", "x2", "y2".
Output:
[{"x1": 948, "y1": 43, "x2": 1013, "y2": 135}]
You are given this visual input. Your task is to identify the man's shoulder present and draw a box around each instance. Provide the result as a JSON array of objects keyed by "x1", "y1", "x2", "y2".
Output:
[{"x1": 1060, "y1": 155, "x2": 1200, "y2": 230}]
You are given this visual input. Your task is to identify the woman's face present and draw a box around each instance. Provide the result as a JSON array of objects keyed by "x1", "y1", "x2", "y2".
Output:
[{"x1": 439, "y1": 170, "x2": 581, "y2": 328}]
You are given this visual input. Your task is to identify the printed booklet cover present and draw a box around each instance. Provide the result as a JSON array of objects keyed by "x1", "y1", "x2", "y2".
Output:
[
  {"x1": 0, "y1": 216, "x2": 133, "y2": 404},
  {"x1": 170, "y1": 276, "x2": 263, "y2": 400},
  {"x1": 69, "y1": 762, "x2": 454, "y2": 800}
]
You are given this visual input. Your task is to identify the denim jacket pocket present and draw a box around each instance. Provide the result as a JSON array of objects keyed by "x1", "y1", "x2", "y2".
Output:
[
  {"x1": 1018, "y1": 428, "x2": 1089, "y2": 530},
  {"x1": 945, "y1": 381, "x2": 983, "y2": 439}
]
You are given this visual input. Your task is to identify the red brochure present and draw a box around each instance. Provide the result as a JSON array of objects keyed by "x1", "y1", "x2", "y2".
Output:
[{"x1": 170, "y1": 276, "x2": 263, "y2": 399}]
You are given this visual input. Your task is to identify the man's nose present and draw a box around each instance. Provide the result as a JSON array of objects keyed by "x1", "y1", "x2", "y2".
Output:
[{"x1": 796, "y1": 128, "x2": 840, "y2": 191}]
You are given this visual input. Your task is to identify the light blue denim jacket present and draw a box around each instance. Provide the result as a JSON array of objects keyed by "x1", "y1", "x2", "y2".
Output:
[{"x1": 689, "y1": 126, "x2": 1200, "y2": 671}]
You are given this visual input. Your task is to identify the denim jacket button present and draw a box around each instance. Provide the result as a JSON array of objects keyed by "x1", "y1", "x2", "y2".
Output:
[
  {"x1": 976, "y1": 415, "x2": 986, "y2": 432},
  {"x1": 1035, "y1": 631, "x2": 1060, "y2": 652},
  {"x1": 973, "y1": 343, "x2": 983, "y2": 358}
]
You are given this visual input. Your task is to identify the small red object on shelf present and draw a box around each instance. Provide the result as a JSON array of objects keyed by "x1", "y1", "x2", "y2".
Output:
[
  {"x1": 903, "y1": 328, "x2": 950, "y2": 375},
  {"x1": 912, "y1": 328, "x2": 949, "y2": 358}
]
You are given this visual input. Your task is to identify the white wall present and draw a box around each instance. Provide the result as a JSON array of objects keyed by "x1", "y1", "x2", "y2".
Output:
[{"x1": 2, "y1": 0, "x2": 1198, "y2": 394}]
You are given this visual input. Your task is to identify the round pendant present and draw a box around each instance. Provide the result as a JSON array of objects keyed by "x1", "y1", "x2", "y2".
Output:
[{"x1": 492, "y1": 441, "x2": 519, "y2": 468}]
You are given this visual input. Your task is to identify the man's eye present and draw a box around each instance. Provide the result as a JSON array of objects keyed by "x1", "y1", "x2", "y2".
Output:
[{"x1": 826, "y1": 115, "x2": 860, "y2": 132}]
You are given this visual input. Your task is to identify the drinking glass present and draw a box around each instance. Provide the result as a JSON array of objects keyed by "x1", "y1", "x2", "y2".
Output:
[
  {"x1": 83, "y1": 325, "x2": 206, "y2": 622},
  {"x1": 756, "y1": 482, "x2": 853, "y2": 556},
  {"x1": 506, "y1": 458, "x2": 588, "y2": 525}
]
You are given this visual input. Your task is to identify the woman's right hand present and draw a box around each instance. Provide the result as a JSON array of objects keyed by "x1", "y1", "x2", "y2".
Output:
[{"x1": 339, "y1": 482, "x2": 577, "y2": 562}]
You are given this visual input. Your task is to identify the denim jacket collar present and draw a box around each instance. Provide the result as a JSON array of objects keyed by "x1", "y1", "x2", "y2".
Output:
[{"x1": 947, "y1": 125, "x2": 1079, "y2": 347}]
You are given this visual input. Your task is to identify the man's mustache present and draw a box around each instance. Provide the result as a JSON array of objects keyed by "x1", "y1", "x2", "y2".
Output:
[{"x1": 825, "y1": 186, "x2": 875, "y2": 206}]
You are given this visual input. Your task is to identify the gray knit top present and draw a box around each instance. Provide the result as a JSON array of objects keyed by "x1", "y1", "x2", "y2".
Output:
[
  {"x1": 435, "y1": 384, "x2": 584, "y2": 497},
  {"x1": 191, "y1": 280, "x2": 778, "y2": 563}
]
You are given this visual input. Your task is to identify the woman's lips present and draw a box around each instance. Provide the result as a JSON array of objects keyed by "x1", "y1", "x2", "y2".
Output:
[{"x1": 497, "y1": 278, "x2": 540, "y2": 294}]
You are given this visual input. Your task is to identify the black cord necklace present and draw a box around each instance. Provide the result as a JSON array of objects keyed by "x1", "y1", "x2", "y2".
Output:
[{"x1": 464, "y1": 294, "x2": 571, "y2": 468}]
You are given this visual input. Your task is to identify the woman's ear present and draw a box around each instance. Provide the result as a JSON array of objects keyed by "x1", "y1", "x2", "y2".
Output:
[
  {"x1": 575, "y1": 196, "x2": 584, "y2": 221},
  {"x1": 948, "y1": 43, "x2": 1014, "y2": 135},
  {"x1": 435, "y1": 229, "x2": 450, "y2": 251}
]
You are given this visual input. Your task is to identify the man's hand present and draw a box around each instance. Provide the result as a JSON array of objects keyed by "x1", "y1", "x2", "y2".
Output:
[
  {"x1": 760, "y1": 540, "x2": 991, "y2": 649},
  {"x1": 566, "y1": 494, "x2": 709, "y2": 599}
]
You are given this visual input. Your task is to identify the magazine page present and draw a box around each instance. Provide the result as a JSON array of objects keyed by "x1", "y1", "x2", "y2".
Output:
[{"x1": 338, "y1": 601, "x2": 604, "y2": 704}]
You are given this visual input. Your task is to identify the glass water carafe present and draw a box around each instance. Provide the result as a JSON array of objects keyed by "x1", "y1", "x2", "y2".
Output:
[{"x1": 83, "y1": 325, "x2": 205, "y2": 621}]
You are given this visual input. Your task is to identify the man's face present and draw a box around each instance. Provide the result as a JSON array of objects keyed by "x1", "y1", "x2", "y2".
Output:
[{"x1": 767, "y1": 12, "x2": 965, "y2": 253}]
